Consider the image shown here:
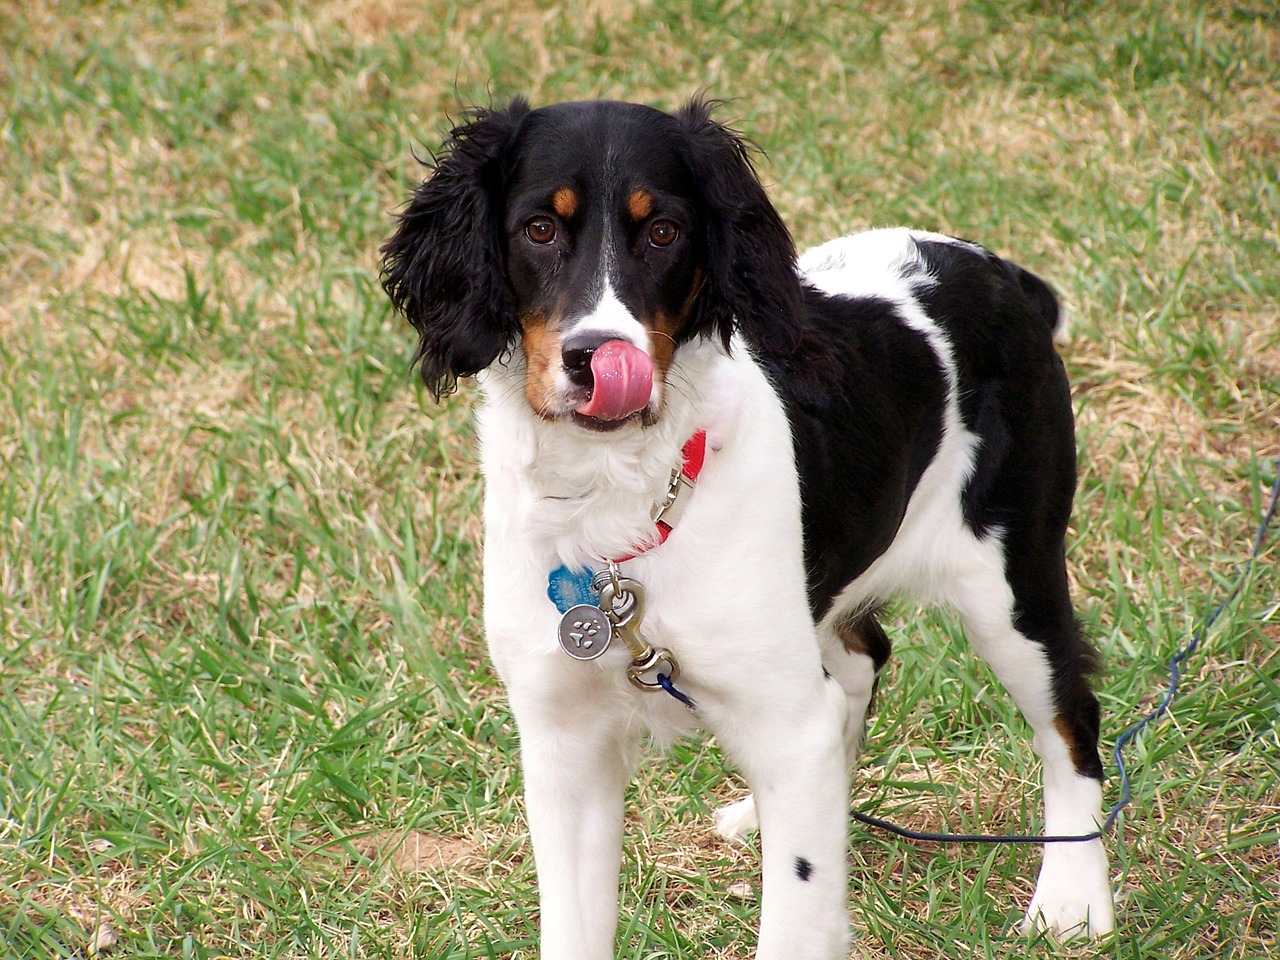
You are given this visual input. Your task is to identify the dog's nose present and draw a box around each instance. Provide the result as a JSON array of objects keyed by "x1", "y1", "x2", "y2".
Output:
[{"x1": 561, "y1": 332, "x2": 612, "y2": 388}]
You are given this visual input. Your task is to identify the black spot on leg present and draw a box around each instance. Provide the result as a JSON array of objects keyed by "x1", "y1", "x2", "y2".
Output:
[
  {"x1": 795, "y1": 857, "x2": 812, "y2": 881},
  {"x1": 822, "y1": 666, "x2": 831, "y2": 679}
]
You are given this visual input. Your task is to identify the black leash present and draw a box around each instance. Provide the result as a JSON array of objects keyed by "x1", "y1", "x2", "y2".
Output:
[{"x1": 853, "y1": 454, "x2": 1280, "y2": 845}]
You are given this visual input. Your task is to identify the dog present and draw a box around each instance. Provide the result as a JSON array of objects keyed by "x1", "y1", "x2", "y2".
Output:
[{"x1": 381, "y1": 97, "x2": 1114, "y2": 958}]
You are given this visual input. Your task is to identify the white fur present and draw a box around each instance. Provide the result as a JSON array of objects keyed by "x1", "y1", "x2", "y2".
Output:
[{"x1": 478, "y1": 229, "x2": 1112, "y2": 958}]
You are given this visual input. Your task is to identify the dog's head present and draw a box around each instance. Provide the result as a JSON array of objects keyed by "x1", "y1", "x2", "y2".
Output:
[{"x1": 381, "y1": 97, "x2": 804, "y2": 430}]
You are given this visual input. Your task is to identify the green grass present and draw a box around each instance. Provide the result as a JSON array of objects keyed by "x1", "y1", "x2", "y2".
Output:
[{"x1": 1, "y1": 0, "x2": 1277, "y2": 957}]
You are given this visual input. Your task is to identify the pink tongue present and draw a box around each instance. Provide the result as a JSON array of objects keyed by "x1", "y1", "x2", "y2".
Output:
[{"x1": 575, "y1": 340, "x2": 654, "y2": 421}]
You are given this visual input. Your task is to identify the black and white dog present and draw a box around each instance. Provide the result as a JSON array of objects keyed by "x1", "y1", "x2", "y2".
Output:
[{"x1": 382, "y1": 97, "x2": 1114, "y2": 957}]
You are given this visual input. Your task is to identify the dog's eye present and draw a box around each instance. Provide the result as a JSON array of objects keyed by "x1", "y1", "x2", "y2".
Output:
[
  {"x1": 526, "y1": 218, "x2": 557, "y2": 245},
  {"x1": 648, "y1": 220, "x2": 678, "y2": 248}
]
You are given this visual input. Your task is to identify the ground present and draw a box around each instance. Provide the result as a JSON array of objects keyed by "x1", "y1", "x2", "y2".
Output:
[{"x1": 0, "y1": 1, "x2": 1277, "y2": 957}]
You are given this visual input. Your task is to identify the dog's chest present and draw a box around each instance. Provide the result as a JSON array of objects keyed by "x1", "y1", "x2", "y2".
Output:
[
  {"x1": 477, "y1": 362, "x2": 713, "y2": 568},
  {"x1": 476, "y1": 343, "x2": 817, "y2": 730}
]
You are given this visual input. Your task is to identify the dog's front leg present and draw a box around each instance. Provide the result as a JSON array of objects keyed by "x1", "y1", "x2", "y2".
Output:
[
  {"x1": 512, "y1": 690, "x2": 639, "y2": 960},
  {"x1": 716, "y1": 675, "x2": 851, "y2": 960}
]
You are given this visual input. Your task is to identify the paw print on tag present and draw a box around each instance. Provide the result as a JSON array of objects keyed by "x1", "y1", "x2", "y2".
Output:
[
  {"x1": 556, "y1": 604, "x2": 612, "y2": 661},
  {"x1": 569, "y1": 617, "x2": 601, "y2": 647}
]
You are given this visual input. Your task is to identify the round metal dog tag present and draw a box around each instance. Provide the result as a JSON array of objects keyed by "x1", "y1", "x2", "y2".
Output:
[{"x1": 557, "y1": 604, "x2": 612, "y2": 661}]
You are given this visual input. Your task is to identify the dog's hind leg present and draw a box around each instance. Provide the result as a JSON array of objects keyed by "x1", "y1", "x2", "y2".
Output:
[
  {"x1": 713, "y1": 611, "x2": 886, "y2": 844},
  {"x1": 948, "y1": 533, "x2": 1115, "y2": 939},
  {"x1": 712, "y1": 790, "x2": 759, "y2": 841},
  {"x1": 714, "y1": 611, "x2": 887, "y2": 843},
  {"x1": 827, "y1": 610, "x2": 891, "y2": 764}
]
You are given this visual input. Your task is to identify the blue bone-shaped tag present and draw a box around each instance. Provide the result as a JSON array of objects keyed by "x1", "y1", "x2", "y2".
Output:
[{"x1": 547, "y1": 564, "x2": 598, "y2": 614}]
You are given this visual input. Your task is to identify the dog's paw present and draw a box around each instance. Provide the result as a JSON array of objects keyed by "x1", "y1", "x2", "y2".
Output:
[
  {"x1": 713, "y1": 794, "x2": 758, "y2": 842},
  {"x1": 1022, "y1": 894, "x2": 1114, "y2": 940},
  {"x1": 1022, "y1": 842, "x2": 1115, "y2": 939}
]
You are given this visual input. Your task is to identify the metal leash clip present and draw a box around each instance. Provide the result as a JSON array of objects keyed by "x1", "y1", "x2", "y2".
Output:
[
  {"x1": 591, "y1": 565, "x2": 683, "y2": 693},
  {"x1": 626, "y1": 646, "x2": 681, "y2": 690}
]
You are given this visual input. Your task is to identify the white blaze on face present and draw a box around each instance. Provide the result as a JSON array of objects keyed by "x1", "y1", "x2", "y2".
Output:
[{"x1": 570, "y1": 281, "x2": 647, "y2": 341}]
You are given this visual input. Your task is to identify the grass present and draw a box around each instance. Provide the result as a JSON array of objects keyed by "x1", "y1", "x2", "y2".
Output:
[{"x1": 1, "y1": 0, "x2": 1277, "y2": 957}]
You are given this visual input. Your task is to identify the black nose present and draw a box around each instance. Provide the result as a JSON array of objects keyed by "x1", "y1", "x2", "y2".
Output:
[{"x1": 561, "y1": 332, "x2": 612, "y2": 389}]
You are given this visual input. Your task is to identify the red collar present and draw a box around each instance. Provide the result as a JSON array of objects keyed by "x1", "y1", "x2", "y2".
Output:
[{"x1": 611, "y1": 430, "x2": 708, "y2": 563}]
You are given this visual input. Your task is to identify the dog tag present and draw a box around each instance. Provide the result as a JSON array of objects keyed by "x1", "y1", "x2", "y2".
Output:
[
  {"x1": 547, "y1": 564, "x2": 598, "y2": 614},
  {"x1": 557, "y1": 604, "x2": 612, "y2": 660}
]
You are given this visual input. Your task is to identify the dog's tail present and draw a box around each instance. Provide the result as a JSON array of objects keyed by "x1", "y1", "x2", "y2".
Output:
[{"x1": 1006, "y1": 261, "x2": 1070, "y2": 345}]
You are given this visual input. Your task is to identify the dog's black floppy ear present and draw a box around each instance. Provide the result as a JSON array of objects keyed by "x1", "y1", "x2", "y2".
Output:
[
  {"x1": 381, "y1": 99, "x2": 530, "y2": 397},
  {"x1": 677, "y1": 98, "x2": 806, "y2": 361}
]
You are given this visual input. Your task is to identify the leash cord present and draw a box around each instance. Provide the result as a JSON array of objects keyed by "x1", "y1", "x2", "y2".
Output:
[
  {"x1": 852, "y1": 454, "x2": 1280, "y2": 846},
  {"x1": 657, "y1": 672, "x2": 698, "y2": 710}
]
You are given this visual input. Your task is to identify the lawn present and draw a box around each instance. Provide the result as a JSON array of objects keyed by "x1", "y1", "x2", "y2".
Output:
[{"x1": 1, "y1": 1, "x2": 1277, "y2": 958}]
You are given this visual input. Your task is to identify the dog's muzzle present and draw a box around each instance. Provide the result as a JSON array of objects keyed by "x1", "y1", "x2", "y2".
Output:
[{"x1": 562, "y1": 334, "x2": 653, "y2": 421}]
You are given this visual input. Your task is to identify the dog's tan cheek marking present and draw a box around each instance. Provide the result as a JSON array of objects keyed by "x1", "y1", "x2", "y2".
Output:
[
  {"x1": 519, "y1": 312, "x2": 562, "y2": 418},
  {"x1": 645, "y1": 266, "x2": 703, "y2": 417},
  {"x1": 650, "y1": 314, "x2": 677, "y2": 373},
  {"x1": 552, "y1": 187, "x2": 578, "y2": 220},
  {"x1": 627, "y1": 189, "x2": 654, "y2": 222},
  {"x1": 640, "y1": 314, "x2": 675, "y2": 426}
]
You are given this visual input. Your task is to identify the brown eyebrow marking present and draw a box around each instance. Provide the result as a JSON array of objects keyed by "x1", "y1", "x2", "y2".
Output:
[
  {"x1": 552, "y1": 187, "x2": 578, "y2": 219},
  {"x1": 627, "y1": 188, "x2": 654, "y2": 221}
]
